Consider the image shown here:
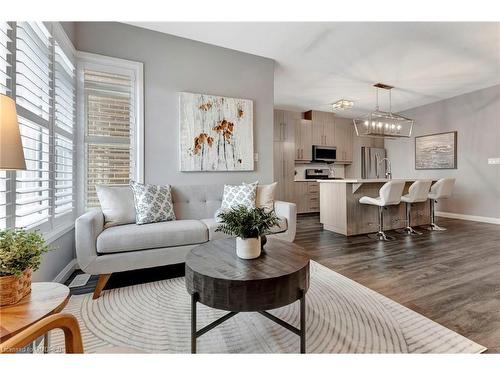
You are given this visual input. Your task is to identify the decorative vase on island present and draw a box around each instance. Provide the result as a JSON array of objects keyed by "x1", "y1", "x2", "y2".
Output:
[{"x1": 236, "y1": 236, "x2": 261, "y2": 259}]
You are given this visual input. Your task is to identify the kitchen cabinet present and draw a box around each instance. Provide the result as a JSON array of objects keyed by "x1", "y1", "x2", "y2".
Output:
[
  {"x1": 334, "y1": 117, "x2": 353, "y2": 163},
  {"x1": 294, "y1": 119, "x2": 312, "y2": 161},
  {"x1": 274, "y1": 110, "x2": 300, "y2": 202},
  {"x1": 304, "y1": 110, "x2": 335, "y2": 146},
  {"x1": 293, "y1": 181, "x2": 320, "y2": 214}
]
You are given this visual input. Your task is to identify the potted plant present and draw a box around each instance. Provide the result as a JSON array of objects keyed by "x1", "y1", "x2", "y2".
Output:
[
  {"x1": 216, "y1": 205, "x2": 280, "y2": 259},
  {"x1": 0, "y1": 228, "x2": 50, "y2": 306}
]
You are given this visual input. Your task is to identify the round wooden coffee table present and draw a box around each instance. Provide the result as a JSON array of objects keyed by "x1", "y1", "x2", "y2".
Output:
[
  {"x1": 0, "y1": 282, "x2": 70, "y2": 353},
  {"x1": 185, "y1": 238, "x2": 310, "y2": 353}
]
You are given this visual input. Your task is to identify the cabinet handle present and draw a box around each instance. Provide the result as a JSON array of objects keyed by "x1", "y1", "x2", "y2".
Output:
[
  {"x1": 282, "y1": 159, "x2": 286, "y2": 179},
  {"x1": 281, "y1": 123, "x2": 285, "y2": 141}
]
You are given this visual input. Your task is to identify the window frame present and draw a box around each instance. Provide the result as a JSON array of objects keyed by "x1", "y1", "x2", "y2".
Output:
[{"x1": 76, "y1": 51, "x2": 144, "y2": 214}]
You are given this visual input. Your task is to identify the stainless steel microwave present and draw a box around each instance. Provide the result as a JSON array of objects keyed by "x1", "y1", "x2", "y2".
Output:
[{"x1": 312, "y1": 145, "x2": 337, "y2": 162}]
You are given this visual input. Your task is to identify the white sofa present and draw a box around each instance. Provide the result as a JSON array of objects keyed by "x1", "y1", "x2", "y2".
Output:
[{"x1": 75, "y1": 184, "x2": 297, "y2": 299}]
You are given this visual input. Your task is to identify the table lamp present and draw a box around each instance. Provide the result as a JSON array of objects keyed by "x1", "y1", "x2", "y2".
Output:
[{"x1": 0, "y1": 94, "x2": 26, "y2": 170}]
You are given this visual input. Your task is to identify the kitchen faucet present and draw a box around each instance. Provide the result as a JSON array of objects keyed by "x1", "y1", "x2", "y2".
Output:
[{"x1": 378, "y1": 157, "x2": 392, "y2": 179}]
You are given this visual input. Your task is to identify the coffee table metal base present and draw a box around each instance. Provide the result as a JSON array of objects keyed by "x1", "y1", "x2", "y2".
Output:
[{"x1": 191, "y1": 291, "x2": 306, "y2": 354}]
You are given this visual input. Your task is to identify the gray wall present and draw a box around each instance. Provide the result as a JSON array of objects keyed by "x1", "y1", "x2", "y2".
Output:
[
  {"x1": 74, "y1": 22, "x2": 275, "y2": 186},
  {"x1": 33, "y1": 229, "x2": 75, "y2": 282},
  {"x1": 386, "y1": 84, "x2": 500, "y2": 219}
]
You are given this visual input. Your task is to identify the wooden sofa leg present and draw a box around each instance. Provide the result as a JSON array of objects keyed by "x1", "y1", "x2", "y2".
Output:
[{"x1": 93, "y1": 274, "x2": 112, "y2": 300}]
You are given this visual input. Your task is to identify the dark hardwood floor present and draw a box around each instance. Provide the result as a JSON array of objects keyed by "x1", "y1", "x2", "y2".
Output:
[
  {"x1": 67, "y1": 214, "x2": 500, "y2": 353},
  {"x1": 294, "y1": 214, "x2": 500, "y2": 353}
]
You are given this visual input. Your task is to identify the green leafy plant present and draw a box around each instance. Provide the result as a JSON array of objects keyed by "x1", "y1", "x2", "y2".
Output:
[
  {"x1": 0, "y1": 229, "x2": 50, "y2": 277},
  {"x1": 216, "y1": 205, "x2": 280, "y2": 239}
]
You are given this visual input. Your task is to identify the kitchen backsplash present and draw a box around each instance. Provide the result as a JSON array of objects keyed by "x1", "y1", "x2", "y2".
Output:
[{"x1": 294, "y1": 163, "x2": 345, "y2": 180}]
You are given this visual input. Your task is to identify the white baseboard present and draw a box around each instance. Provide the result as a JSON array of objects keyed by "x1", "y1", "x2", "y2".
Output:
[
  {"x1": 436, "y1": 211, "x2": 500, "y2": 225},
  {"x1": 53, "y1": 259, "x2": 78, "y2": 283}
]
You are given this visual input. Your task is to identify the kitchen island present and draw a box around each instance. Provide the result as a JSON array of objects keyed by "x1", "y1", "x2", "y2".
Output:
[{"x1": 319, "y1": 179, "x2": 436, "y2": 236}]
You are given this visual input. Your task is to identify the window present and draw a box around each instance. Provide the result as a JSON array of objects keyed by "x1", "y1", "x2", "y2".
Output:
[
  {"x1": 77, "y1": 53, "x2": 143, "y2": 210},
  {"x1": 0, "y1": 22, "x2": 76, "y2": 237}
]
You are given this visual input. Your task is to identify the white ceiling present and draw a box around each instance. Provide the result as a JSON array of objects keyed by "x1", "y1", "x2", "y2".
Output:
[{"x1": 126, "y1": 22, "x2": 500, "y2": 118}]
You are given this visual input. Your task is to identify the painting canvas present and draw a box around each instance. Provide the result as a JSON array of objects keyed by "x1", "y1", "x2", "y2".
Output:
[
  {"x1": 415, "y1": 131, "x2": 457, "y2": 169},
  {"x1": 179, "y1": 92, "x2": 254, "y2": 172}
]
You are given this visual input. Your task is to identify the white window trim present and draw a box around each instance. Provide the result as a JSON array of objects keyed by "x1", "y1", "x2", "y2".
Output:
[{"x1": 76, "y1": 51, "x2": 144, "y2": 215}]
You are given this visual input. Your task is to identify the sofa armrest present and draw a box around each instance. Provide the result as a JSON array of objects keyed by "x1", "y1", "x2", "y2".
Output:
[
  {"x1": 75, "y1": 209, "x2": 104, "y2": 274},
  {"x1": 272, "y1": 200, "x2": 297, "y2": 242}
]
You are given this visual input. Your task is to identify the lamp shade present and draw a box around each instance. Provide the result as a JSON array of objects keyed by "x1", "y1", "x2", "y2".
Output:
[{"x1": 0, "y1": 94, "x2": 26, "y2": 170}]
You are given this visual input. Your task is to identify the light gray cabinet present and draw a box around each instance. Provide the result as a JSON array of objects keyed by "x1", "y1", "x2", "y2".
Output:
[
  {"x1": 294, "y1": 119, "x2": 312, "y2": 161},
  {"x1": 305, "y1": 110, "x2": 335, "y2": 146},
  {"x1": 293, "y1": 181, "x2": 320, "y2": 214},
  {"x1": 274, "y1": 110, "x2": 300, "y2": 202},
  {"x1": 334, "y1": 117, "x2": 353, "y2": 163}
]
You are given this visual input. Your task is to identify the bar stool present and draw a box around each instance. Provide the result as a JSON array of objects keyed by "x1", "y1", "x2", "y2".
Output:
[
  {"x1": 359, "y1": 180, "x2": 406, "y2": 241},
  {"x1": 400, "y1": 180, "x2": 433, "y2": 235},
  {"x1": 427, "y1": 178, "x2": 455, "y2": 231}
]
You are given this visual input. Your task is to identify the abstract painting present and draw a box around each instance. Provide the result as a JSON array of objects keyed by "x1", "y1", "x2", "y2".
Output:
[
  {"x1": 179, "y1": 92, "x2": 254, "y2": 172},
  {"x1": 415, "y1": 131, "x2": 457, "y2": 169}
]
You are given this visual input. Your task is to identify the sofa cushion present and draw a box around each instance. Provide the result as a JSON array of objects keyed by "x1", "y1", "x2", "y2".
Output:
[
  {"x1": 201, "y1": 216, "x2": 288, "y2": 241},
  {"x1": 256, "y1": 182, "x2": 278, "y2": 212},
  {"x1": 130, "y1": 181, "x2": 176, "y2": 225},
  {"x1": 96, "y1": 185, "x2": 136, "y2": 228},
  {"x1": 171, "y1": 184, "x2": 224, "y2": 220},
  {"x1": 96, "y1": 220, "x2": 208, "y2": 254}
]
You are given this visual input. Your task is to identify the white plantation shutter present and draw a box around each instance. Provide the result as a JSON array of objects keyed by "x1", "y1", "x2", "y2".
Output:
[
  {"x1": 83, "y1": 69, "x2": 134, "y2": 209},
  {"x1": 0, "y1": 22, "x2": 11, "y2": 95},
  {"x1": 0, "y1": 22, "x2": 11, "y2": 229},
  {"x1": 15, "y1": 117, "x2": 51, "y2": 228},
  {"x1": 0, "y1": 22, "x2": 76, "y2": 234},
  {"x1": 15, "y1": 22, "x2": 52, "y2": 229},
  {"x1": 15, "y1": 22, "x2": 51, "y2": 122},
  {"x1": 54, "y1": 42, "x2": 75, "y2": 219}
]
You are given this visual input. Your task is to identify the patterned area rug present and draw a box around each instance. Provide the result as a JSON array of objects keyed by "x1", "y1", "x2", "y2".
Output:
[{"x1": 51, "y1": 261, "x2": 486, "y2": 353}]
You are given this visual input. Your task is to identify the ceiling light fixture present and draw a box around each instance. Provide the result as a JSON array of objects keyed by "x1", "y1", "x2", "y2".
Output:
[
  {"x1": 331, "y1": 99, "x2": 354, "y2": 111},
  {"x1": 353, "y1": 83, "x2": 414, "y2": 139}
]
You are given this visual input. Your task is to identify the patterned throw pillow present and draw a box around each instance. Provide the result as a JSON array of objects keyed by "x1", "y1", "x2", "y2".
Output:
[
  {"x1": 130, "y1": 181, "x2": 176, "y2": 225},
  {"x1": 215, "y1": 182, "x2": 258, "y2": 220}
]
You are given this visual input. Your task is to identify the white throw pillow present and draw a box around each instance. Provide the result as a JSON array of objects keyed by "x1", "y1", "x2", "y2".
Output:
[
  {"x1": 215, "y1": 182, "x2": 258, "y2": 220},
  {"x1": 256, "y1": 182, "x2": 278, "y2": 212},
  {"x1": 130, "y1": 181, "x2": 176, "y2": 225},
  {"x1": 96, "y1": 185, "x2": 136, "y2": 228}
]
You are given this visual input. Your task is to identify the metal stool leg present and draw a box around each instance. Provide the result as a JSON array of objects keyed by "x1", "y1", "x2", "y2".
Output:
[
  {"x1": 368, "y1": 206, "x2": 394, "y2": 241},
  {"x1": 427, "y1": 199, "x2": 446, "y2": 231},
  {"x1": 402, "y1": 202, "x2": 422, "y2": 235}
]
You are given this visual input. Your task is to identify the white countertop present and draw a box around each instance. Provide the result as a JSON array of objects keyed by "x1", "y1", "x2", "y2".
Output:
[{"x1": 317, "y1": 178, "x2": 435, "y2": 183}]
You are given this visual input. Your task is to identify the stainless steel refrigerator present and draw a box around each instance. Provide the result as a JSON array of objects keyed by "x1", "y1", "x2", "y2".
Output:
[{"x1": 361, "y1": 147, "x2": 387, "y2": 179}]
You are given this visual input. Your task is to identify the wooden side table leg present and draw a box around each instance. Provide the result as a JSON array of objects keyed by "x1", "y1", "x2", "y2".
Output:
[
  {"x1": 191, "y1": 293, "x2": 198, "y2": 354},
  {"x1": 300, "y1": 290, "x2": 306, "y2": 354}
]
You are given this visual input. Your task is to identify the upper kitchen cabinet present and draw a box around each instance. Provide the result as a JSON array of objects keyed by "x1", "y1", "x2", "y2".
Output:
[
  {"x1": 274, "y1": 109, "x2": 297, "y2": 142},
  {"x1": 304, "y1": 110, "x2": 335, "y2": 146},
  {"x1": 334, "y1": 116, "x2": 354, "y2": 163},
  {"x1": 295, "y1": 118, "x2": 312, "y2": 161}
]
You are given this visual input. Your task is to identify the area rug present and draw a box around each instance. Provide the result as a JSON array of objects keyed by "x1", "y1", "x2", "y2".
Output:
[{"x1": 51, "y1": 261, "x2": 486, "y2": 353}]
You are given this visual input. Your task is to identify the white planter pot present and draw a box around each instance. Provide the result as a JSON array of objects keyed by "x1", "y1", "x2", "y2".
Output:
[{"x1": 236, "y1": 237, "x2": 261, "y2": 259}]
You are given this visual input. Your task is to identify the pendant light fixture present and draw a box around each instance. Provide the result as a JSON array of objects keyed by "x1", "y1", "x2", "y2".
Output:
[{"x1": 353, "y1": 83, "x2": 414, "y2": 139}]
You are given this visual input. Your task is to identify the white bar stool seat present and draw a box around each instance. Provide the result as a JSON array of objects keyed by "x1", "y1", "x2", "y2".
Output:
[
  {"x1": 427, "y1": 178, "x2": 455, "y2": 231},
  {"x1": 359, "y1": 180, "x2": 406, "y2": 241},
  {"x1": 399, "y1": 180, "x2": 433, "y2": 235}
]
